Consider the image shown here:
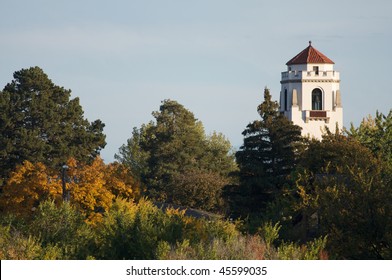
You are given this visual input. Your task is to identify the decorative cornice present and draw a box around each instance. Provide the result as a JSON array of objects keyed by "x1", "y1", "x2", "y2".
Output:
[{"x1": 281, "y1": 79, "x2": 340, "y2": 84}]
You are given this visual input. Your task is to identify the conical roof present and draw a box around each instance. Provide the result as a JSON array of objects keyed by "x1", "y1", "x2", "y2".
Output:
[{"x1": 286, "y1": 41, "x2": 334, "y2": 65}]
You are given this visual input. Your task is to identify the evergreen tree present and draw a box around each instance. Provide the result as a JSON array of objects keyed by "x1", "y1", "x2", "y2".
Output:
[
  {"x1": 116, "y1": 99, "x2": 237, "y2": 211},
  {"x1": 0, "y1": 67, "x2": 106, "y2": 184},
  {"x1": 145, "y1": 99, "x2": 206, "y2": 201},
  {"x1": 227, "y1": 88, "x2": 302, "y2": 217}
]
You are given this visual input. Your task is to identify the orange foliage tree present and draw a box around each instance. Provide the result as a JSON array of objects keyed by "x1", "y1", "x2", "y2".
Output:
[
  {"x1": 0, "y1": 157, "x2": 139, "y2": 221},
  {"x1": 0, "y1": 161, "x2": 62, "y2": 216}
]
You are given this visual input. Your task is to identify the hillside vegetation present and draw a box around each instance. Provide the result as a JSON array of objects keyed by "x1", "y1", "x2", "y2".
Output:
[{"x1": 0, "y1": 67, "x2": 391, "y2": 259}]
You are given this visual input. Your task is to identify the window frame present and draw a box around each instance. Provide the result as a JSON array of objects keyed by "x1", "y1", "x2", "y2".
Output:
[{"x1": 312, "y1": 88, "x2": 323, "y2": 111}]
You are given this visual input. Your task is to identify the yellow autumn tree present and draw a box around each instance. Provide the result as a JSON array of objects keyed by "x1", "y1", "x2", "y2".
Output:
[
  {"x1": 0, "y1": 161, "x2": 62, "y2": 216},
  {"x1": 59, "y1": 157, "x2": 140, "y2": 223},
  {"x1": 65, "y1": 157, "x2": 113, "y2": 223},
  {"x1": 103, "y1": 162, "x2": 141, "y2": 201},
  {"x1": 0, "y1": 157, "x2": 139, "y2": 222}
]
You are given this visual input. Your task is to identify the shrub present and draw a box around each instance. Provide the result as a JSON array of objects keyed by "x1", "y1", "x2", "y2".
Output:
[{"x1": 29, "y1": 200, "x2": 94, "y2": 259}]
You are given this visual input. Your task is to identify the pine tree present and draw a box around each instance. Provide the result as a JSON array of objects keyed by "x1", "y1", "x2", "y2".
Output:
[
  {"x1": 228, "y1": 88, "x2": 303, "y2": 217},
  {"x1": 0, "y1": 67, "x2": 106, "y2": 184}
]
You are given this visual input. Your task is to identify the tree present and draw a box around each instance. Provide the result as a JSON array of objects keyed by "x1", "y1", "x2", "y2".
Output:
[
  {"x1": 201, "y1": 132, "x2": 237, "y2": 178},
  {"x1": 347, "y1": 110, "x2": 392, "y2": 166},
  {"x1": 115, "y1": 124, "x2": 152, "y2": 181},
  {"x1": 0, "y1": 161, "x2": 62, "y2": 216},
  {"x1": 299, "y1": 132, "x2": 374, "y2": 174},
  {"x1": 0, "y1": 157, "x2": 139, "y2": 222},
  {"x1": 116, "y1": 99, "x2": 237, "y2": 211},
  {"x1": 228, "y1": 88, "x2": 303, "y2": 217},
  {"x1": 145, "y1": 100, "x2": 206, "y2": 201},
  {"x1": 0, "y1": 67, "x2": 106, "y2": 184},
  {"x1": 103, "y1": 162, "x2": 141, "y2": 201},
  {"x1": 169, "y1": 169, "x2": 230, "y2": 211},
  {"x1": 293, "y1": 132, "x2": 392, "y2": 259}
]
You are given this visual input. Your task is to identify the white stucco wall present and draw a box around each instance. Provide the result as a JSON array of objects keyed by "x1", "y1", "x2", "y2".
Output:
[{"x1": 280, "y1": 63, "x2": 343, "y2": 140}]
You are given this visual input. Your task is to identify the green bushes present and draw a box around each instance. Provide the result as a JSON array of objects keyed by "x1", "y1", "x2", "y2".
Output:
[
  {"x1": 0, "y1": 198, "x2": 327, "y2": 260},
  {"x1": 0, "y1": 225, "x2": 42, "y2": 259},
  {"x1": 156, "y1": 222, "x2": 327, "y2": 260},
  {"x1": 94, "y1": 199, "x2": 171, "y2": 259},
  {"x1": 0, "y1": 200, "x2": 93, "y2": 259},
  {"x1": 93, "y1": 199, "x2": 238, "y2": 259},
  {"x1": 30, "y1": 200, "x2": 94, "y2": 259}
]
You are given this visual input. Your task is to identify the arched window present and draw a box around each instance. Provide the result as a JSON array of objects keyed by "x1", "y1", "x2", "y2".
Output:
[{"x1": 312, "y1": 88, "x2": 322, "y2": 110}]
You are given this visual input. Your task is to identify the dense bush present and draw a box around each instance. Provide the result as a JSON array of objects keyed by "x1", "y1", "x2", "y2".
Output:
[
  {"x1": 0, "y1": 198, "x2": 327, "y2": 260},
  {"x1": 157, "y1": 222, "x2": 327, "y2": 260}
]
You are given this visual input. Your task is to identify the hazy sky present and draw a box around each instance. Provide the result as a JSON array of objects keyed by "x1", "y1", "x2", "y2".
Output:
[{"x1": 1, "y1": 0, "x2": 391, "y2": 161}]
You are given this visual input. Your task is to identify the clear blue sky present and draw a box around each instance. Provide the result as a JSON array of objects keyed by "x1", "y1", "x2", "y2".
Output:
[{"x1": 1, "y1": 0, "x2": 391, "y2": 162}]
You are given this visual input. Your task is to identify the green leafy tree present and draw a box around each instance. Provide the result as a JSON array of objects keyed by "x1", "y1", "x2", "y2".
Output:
[
  {"x1": 116, "y1": 99, "x2": 237, "y2": 211},
  {"x1": 299, "y1": 132, "x2": 374, "y2": 174},
  {"x1": 170, "y1": 169, "x2": 230, "y2": 211},
  {"x1": 115, "y1": 124, "x2": 152, "y2": 181},
  {"x1": 201, "y1": 132, "x2": 237, "y2": 177},
  {"x1": 294, "y1": 132, "x2": 392, "y2": 259},
  {"x1": 347, "y1": 110, "x2": 392, "y2": 166},
  {"x1": 0, "y1": 67, "x2": 106, "y2": 184},
  {"x1": 227, "y1": 88, "x2": 303, "y2": 217}
]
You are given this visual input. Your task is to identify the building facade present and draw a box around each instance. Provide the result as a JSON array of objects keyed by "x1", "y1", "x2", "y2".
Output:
[{"x1": 280, "y1": 42, "x2": 343, "y2": 139}]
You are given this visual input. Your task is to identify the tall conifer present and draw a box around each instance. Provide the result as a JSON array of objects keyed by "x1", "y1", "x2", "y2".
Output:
[
  {"x1": 229, "y1": 88, "x2": 302, "y2": 216},
  {"x1": 0, "y1": 67, "x2": 106, "y2": 184}
]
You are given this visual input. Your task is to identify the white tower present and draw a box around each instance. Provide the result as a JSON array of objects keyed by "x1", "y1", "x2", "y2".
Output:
[{"x1": 280, "y1": 42, "x2": 343, "y2": 139}]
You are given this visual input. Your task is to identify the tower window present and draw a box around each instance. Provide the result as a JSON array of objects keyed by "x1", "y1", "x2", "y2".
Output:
[
  {"x1": 313, "y1": 66, "x2": 319, "y2": 75},
  {"x1": 312, "y1": 88, "x2": 322, "y2": 110},
  {"x1": 284, "y1": 89, "x2": 288, "y2": 111}
]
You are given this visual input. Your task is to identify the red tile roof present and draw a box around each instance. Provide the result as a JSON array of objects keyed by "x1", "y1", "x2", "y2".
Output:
[{"x1": 286, "y1": 41, "x2": 334, "y2": 65}]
